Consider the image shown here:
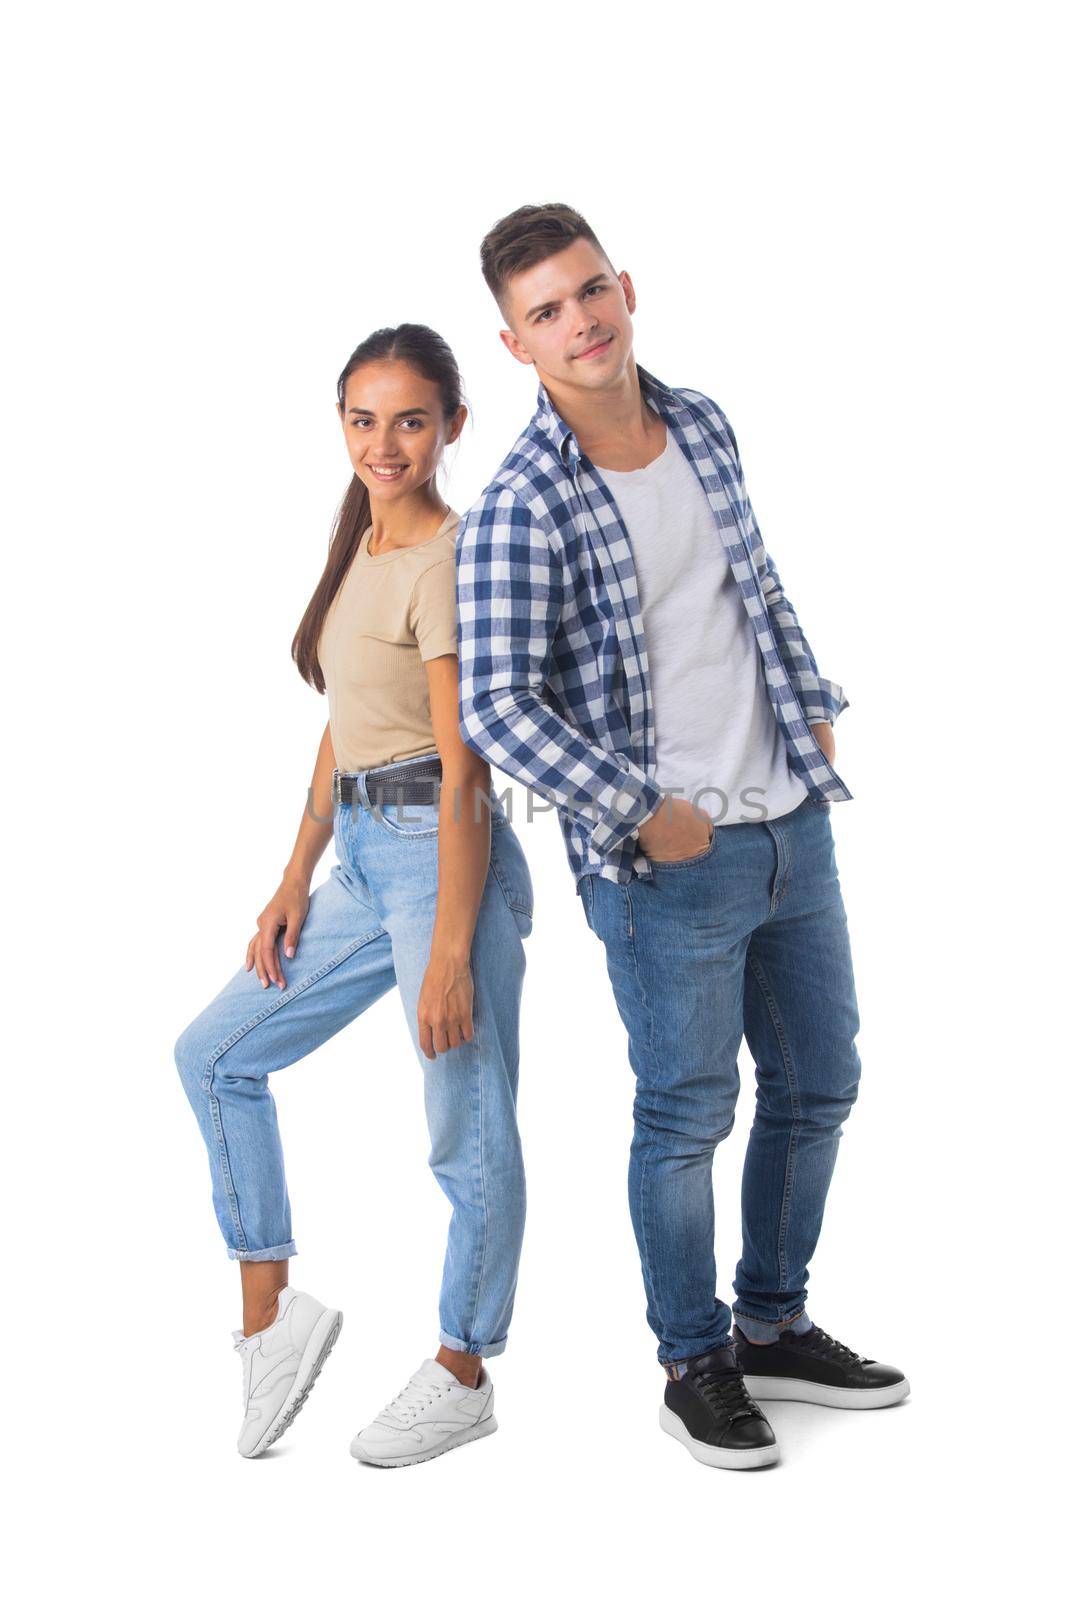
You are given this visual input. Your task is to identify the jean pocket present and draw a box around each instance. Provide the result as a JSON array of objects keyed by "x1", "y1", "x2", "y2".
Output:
[
  {"x1": 578, "y1": 874, "x2": 596, "y2": 932},
  {"x1": 647, "y1": 826, "x2": 718, "y2": 871},
  {"x1": 489, "y1": 823, "x2": 534, "y2": 937},
  {"x1": 372, "y1": 801, "x2": 440, "y2": 839}
]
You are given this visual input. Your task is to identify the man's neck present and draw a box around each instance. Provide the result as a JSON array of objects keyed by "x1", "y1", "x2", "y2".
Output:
[{"x1": 540, "y1": 355, "x2": 667, "y2": 472}]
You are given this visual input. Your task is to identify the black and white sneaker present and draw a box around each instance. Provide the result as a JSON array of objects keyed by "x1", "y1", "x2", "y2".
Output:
[
  {"x1": 734, "y1": 1323, "x2": 910, "y2": 1409},
  {"x1": 660, "y1": 1345, "x2": 780, "y2": 1469}
]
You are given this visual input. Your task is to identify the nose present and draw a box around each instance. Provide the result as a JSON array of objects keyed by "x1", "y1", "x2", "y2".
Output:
[{"x1": 571, "y1": 300, "x2": 598, "y2": 338}]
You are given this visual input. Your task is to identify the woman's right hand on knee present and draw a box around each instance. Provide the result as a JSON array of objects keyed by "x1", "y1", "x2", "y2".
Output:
[{"x1": 245, "y1": 876, "x2": 310, "y2": 989}]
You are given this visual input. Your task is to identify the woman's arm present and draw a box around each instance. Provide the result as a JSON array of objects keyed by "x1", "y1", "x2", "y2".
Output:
[
  {"x1": 245, "y1": 720, "x2": 336, "y2": 990},
  {"x1": 417, "y1": 653, "x2": 494, "y2": 1060}
]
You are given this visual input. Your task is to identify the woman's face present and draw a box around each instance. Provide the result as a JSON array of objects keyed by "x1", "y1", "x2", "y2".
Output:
[{"x1": 337, "y1": 360, "x2": 464, "y2": 501}]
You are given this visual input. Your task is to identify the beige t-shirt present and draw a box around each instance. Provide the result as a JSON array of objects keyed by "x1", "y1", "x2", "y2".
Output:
[{"x1": 319, "y1": 508, "x2": 460, "y2": 772}]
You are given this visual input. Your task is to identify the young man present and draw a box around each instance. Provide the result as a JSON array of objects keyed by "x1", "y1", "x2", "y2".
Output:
[{"x1": 456, "y1": 204, "x2": 908, "y2": 1470}]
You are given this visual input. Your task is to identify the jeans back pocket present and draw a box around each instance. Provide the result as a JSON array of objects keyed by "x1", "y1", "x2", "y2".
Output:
[{"x1": 489, "y1": 821, "x2": 534, "y2": 938}]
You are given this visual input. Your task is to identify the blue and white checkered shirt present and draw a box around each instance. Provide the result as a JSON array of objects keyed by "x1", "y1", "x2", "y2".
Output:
[{"x1": 456, "y1": 365, "x2": 851, "y2": 888}]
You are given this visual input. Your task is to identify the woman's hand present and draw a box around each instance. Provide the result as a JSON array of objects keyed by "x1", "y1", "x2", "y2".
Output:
[
  {"x1": 417, "y1": 952, "x2": 475, "y2": 1060},
  {"x1": 417, "y1": 655, "x2": 489, "y2": 1059},
  {"x1": 245, "y1": 873, "x2": 310, "y2": 990}
]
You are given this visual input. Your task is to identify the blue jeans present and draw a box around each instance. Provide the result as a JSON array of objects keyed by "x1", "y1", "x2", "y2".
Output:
[
  {"x1": 578, "y1": 794, "x2": 861, "y2": 1366},
  {"x1": 175, "y1": 754, "x2": 533, "y2": 1358}
]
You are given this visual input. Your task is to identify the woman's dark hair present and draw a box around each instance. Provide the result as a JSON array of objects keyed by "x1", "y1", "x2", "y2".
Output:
[{"x1": 291, "y1": 323, "x2": 465, "y2": 691}]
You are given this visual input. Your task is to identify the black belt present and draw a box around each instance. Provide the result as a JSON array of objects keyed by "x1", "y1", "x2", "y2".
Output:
[{"x1": 332, "y1": 757, "x2": 443, "y2": 809}]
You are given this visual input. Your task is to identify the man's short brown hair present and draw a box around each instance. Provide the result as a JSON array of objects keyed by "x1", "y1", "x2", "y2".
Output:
[{"x1": 480, "y1": 203, "x2": 611, "y2": 306}]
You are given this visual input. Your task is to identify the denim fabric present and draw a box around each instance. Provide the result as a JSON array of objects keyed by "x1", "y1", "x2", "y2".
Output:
[
  {"x1": 732, "y1": 1307, "x2": 813, "y2": 1346},
  {"x1": 175, "y1": 752, "x2": 533, "y2": 1358},
  {"x1": 578, "y1": 794, "x2": 861, "y2": 1366}
]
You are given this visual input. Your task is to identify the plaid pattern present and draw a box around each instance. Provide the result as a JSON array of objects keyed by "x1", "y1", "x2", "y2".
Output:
[{"x1": 456, "y1": 365, "x2": 851, "y2": 888}]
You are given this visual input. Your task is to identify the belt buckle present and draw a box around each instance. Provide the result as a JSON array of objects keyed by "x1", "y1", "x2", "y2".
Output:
[{"x1": 331, "y1": 768, "x2": 343, "y2": 806}]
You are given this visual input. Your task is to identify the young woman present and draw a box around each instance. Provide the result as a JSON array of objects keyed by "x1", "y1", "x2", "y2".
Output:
[{"x1": 175, "y1": 324, "x2": 533, "y2": 1468}]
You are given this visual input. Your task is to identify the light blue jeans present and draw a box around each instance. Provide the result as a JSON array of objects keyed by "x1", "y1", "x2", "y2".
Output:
[{"x1": 175, "y1": 753, "x2": 533, "y2": 1358}]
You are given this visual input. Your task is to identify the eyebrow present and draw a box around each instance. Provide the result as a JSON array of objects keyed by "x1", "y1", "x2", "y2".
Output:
[
  {"x1": 524, "y1": 273, "x2": 610, "y2": 324},
  {"x1": 346, "y1": 406, "x2": 432, "y2": 419}
]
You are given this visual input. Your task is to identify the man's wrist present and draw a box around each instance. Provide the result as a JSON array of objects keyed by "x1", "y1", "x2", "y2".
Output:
[
  {"x1": 588, "y1": 776, "x2": 664, "y2": 856},
  {"x1": 637, "y1": 788, "x2": 681, "y2": 838}
]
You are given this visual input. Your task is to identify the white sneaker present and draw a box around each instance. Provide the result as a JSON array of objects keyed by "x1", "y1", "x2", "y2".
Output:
[
  {"x1": 350, "y1": 1358, "x2": 498, "y2": 1468},
  {"x1": 233, "y1": 1286, "x2": 343, "y2": 1458}
]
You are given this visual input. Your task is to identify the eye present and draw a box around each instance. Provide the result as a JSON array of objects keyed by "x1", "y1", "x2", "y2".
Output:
[
  {"x1": 585, "y1": 285, "x2": 604, "y2": 298},
  {"x1": 350, "y1": 417, "x2": 372, "y2": 429},
  {"x1": 537, "y1": 308, "x2": 556, "y2": 323},
  {"x1": 399, "y1": 418, "x2": 424, "y2": 430}
]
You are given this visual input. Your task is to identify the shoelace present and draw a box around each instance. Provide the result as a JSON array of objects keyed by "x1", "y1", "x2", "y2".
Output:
[
  {"x1": 376, "y1": 1372, "x2": 452, "y2": 1425},
  {"x1": 804, "y1": 1325, "x2": 867, "y2": 1367},
  {"x1": 691, "y1": 1368, "x2": 761, "y2": 1423}
]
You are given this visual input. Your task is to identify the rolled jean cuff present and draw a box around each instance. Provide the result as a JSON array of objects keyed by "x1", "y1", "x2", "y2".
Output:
[
  {"x1": 438, "y1": 1329, "x2": 507, "y2": 1359},
  {"x1": 660, "y1": 1334, "x2": 734, "y2": 1377},
  {"x1": 227, "y1": 1241, "x2": 298, "y2": 1262},
  {"x1": 732, "y1": 1303, "x2": 812, "y2": 1343}
]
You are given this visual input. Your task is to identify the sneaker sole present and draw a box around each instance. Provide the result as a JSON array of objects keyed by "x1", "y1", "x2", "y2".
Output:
[
  {"x1": 243, "y1": 1308, "x2": 344, "y2": 1458},
  {"x1": 659, "y1": 1405, "x2": 780, "y2": 1470},
  {"x1": 350, "y1": 1413, "x2": 498, "y2": 1468},
  {"x1": 741, "y1": 1375, "x2": 910, "y2": 1409}
]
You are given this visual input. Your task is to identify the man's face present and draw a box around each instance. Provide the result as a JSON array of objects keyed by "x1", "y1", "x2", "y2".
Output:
[{"x1": 498, "y1": 238, "x2": 637, "y2": 393}]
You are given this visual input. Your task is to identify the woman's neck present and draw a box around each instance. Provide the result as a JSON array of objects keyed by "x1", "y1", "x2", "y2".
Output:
[{"x1": 366, "y1": 486, "x2": 450, "y2": 552}]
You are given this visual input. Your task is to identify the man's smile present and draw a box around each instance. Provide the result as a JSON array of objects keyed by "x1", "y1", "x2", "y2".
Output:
[{"x1": 572, "y1": 334, "x2": 614, "y2": 361}]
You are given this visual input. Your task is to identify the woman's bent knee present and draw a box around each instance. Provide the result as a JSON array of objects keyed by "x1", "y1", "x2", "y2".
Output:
[{"x1": 174, "y1": 1015, "x2": 213, "y2": 1096}]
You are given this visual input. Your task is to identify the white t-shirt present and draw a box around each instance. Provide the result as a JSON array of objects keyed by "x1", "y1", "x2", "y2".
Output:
[{"x1": 597, "y1": 429, "x2": 810, "y2": 825}]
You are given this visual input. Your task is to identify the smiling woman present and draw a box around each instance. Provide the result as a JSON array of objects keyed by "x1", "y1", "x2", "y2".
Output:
[
  {"x1": 292, "y1": 326, "x2": 468, "y2": 688},
  {"x1": 173, "y1": 322, "x2": 534, "y2": 1470}
]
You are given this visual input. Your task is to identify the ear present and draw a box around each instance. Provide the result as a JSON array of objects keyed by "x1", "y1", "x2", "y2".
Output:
[
  {"x1": 499, "y1": 326, "x2": 535, "y2": 367},
  {"x1": 446, "y1": 404, "x2": 468, "y2": 445},
  {"x1": 618, "y1": 269, "x2": 637, "y2": 315},
  {"x1": 336, "y1": 400, "x2": 344, "y2": 422}
]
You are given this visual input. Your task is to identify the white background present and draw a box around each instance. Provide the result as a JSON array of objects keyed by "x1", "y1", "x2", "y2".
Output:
[{"x1": 4, "y1": 3, "x2": 1061, "y2": 1595}]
